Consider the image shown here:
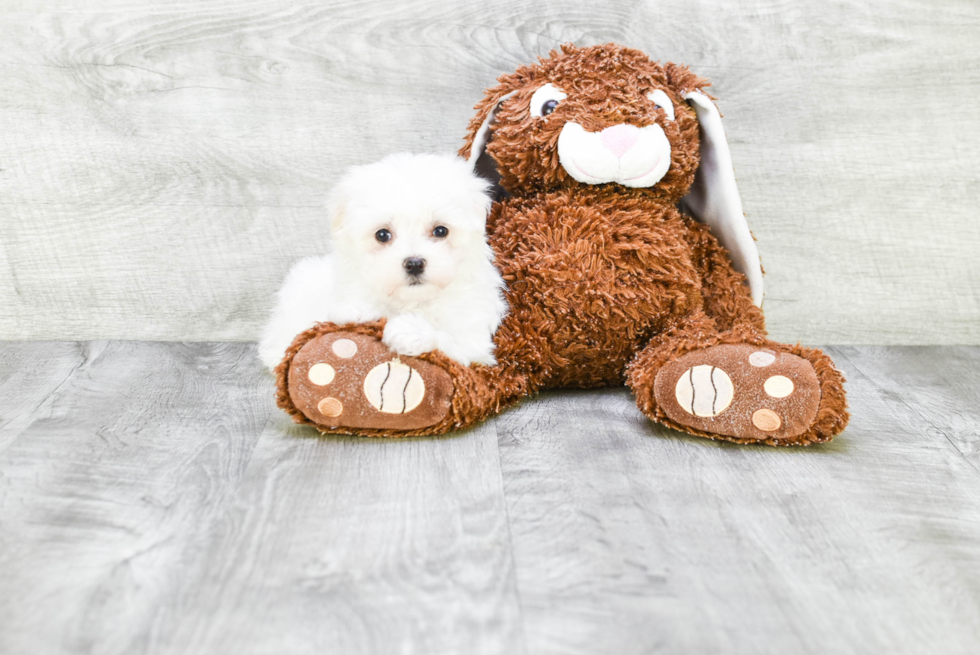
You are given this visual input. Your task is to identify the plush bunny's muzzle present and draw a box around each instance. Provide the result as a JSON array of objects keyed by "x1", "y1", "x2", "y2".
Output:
[{"x1": 557, "y1": 121, "x2": 672, "y2": 188}]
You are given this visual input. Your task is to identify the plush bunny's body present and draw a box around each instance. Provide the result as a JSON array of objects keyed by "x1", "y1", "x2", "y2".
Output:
[
  {"x1": 275, "y1": 44, "x2": 849, "y2": 446},
  {"x1": 486, "y1": 186, "x2": 760, "y2": 388}
]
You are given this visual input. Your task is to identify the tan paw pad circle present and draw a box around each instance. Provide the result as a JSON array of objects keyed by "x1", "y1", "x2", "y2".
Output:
[
  {"x1": 675, "y1": 365, "x2": 734, "y2": 418},
  {"x1": 317, "y1": 397, "x2": 343, "y2": 418},
  {"x1": 764, "y1": 375, "x2": 794, "y2": 398},
  {"x1": 749, "y1": 350, "x2": 776, "y2": 367},
  {"x1": 307, "y1": 363, "x2": 335, "y2": 386},
  {"x1": 332, "y1": 338, "x2": 358, "y2": 359},
  {"x1": 364, "y1": 360, "x2": 426, "y2": 414},
  {"x1": 752, "y1": 408, "x2": 781, "y2": 432}
]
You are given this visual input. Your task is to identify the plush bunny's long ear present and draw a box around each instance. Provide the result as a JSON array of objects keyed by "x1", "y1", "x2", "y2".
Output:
[
  {"x1": 465, "y1": 91, "x2": 515, "y2": 200},
  {"x1": 679, "y1": 91, "x2": 764, "y2": 306}
]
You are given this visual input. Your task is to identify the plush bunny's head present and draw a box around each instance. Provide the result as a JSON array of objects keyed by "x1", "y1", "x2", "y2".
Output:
[
  {"x1": 460, "y1": 43, "x2": 765, "y2": 306},
  {"x1": 460, "y1": 43, "x2": 705, "y2": 201}
]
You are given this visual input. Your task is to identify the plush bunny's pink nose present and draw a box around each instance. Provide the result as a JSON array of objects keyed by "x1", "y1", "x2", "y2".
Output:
[{"x1": 599, "y1": 124, "x2": 641, "y2": 159}]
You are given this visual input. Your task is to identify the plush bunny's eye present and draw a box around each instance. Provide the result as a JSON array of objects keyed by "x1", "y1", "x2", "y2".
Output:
[
  {"x1": 646, "y1": 90, "x2": 675, "y2": 121},
  {"x1": 529, "y1": 83, "x2": 568, "y2": 119}
]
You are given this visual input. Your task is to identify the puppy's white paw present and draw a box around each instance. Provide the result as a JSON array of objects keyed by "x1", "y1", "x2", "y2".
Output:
[{"x1": 382, "y1": 314, "x2": 439, "y2": 357}]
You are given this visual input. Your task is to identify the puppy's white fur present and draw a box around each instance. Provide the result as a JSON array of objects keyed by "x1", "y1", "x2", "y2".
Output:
[{"x1": 258, "y1": 153, "x2": 507, "y2": 371}]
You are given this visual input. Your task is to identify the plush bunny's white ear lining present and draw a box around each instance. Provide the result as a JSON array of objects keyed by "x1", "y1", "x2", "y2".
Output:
[
  {"x1": 679, "y1": 91, "x2": 764, "y2": 307},
  {"x1": 468, "y1": 92, "x2": 515, "y2": 166}
]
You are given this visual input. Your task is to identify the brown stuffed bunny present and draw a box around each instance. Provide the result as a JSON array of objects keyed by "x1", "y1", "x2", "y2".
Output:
[{"x1": 275, "y1": 43, "x2": 849, "y2": 446}]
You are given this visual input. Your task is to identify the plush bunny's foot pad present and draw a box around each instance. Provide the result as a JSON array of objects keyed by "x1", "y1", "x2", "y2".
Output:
[
  {"x1": 654, "y1": 344, "x2": 821, "y2": 443},
  {"x1": 285, "y1": 331, "x2": 454, "y2": 433}
]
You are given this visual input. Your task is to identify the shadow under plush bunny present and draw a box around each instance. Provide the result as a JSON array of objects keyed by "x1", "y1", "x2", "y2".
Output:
[{"x1": 274, "y1": 43, "x2": 849, "y2": 446}]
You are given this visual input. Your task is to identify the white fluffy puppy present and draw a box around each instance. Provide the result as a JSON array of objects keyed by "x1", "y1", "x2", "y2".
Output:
[{"x1": 258, "y1": 153, "x2": 507, "y2": 371}]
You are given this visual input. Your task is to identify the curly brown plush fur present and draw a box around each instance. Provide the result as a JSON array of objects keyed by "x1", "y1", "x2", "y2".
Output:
[{"x1": 276, "y1": 43, "x2": 849, "y2": 446}]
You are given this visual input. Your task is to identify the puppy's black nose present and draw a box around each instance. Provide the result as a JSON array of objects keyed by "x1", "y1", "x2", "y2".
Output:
[{"x1": 403, "y1": 257, "x2": 426, "y2": 276}]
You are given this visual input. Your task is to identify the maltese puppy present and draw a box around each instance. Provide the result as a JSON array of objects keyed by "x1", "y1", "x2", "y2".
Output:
[{"x1": 258, "y1": 153, "x2": 507, "y2": 371}]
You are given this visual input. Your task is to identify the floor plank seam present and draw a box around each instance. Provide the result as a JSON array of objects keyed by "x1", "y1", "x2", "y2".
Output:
[
  {"x1": 834, "y1": 348, "x2": 980, "y2": 477},
  {"x1": 488, "y1": 419, "x2": 531, "y2": 655},
  {"x1": 0, "y1": 343, "x2": 90, "y2": 446}
]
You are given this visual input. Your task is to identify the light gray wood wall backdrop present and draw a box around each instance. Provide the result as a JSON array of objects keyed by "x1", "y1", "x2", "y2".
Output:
[{"x1": 1, "y1": 0, "x2": 978, "y2": 344}]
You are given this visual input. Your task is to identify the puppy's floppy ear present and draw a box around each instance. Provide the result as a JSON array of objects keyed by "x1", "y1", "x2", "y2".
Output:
[
  {"x1": 459, "y1": 88, "x2": 516, "y2": 201},
  {"x1": 443, "y1": 156, "x2": 494, "y2": 230},
  {"x1": 326, "y1": 181, "x2": 348, "y2": 236},
  {"x1": 667, "y1": 64, "x2": 764, "y2": 307}
]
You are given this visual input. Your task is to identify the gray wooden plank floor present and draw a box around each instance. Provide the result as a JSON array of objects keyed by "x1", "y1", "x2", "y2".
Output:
[{"x1": 1, "y1": 343, "x2": 979, "y2": 654}]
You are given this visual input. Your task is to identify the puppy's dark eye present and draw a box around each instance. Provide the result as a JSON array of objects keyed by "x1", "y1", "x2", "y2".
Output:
[
  {"x1": 432, "y1": 226, "x2": 449, "y2": 238},
  {"x1": 375, "y1": 229, "x2": 392, "y2": 243},
  {"x1": 541, "y1": 99, "x2": 559, "y2": 116}
]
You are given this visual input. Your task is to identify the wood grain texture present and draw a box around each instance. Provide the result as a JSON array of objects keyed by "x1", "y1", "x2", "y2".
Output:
[
  {"x1": 0, "y1": 342, "x2": 271, "y2": 654},
  {"x1": 2, "y1": 342, "x2": 980, "y2": 653},
  {"x1": 495, "y1": 345, "x2": 980, "y2": 654},
  {"x1": 0, "y1": 1, "x2": 978, "y2": 344},
  {"x1": 0, "y1": 341, "x2": 88, "y2": 453},
  {"x1": 144, "y1": 421, "x2": 523, "y2": 655},
  {"x1": 0, "y1": 342, "x2": 980, "y2": 655},
  {"x1": 0, "y1": 341, "x2": 522, "y2": 655}
]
